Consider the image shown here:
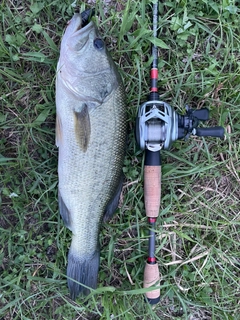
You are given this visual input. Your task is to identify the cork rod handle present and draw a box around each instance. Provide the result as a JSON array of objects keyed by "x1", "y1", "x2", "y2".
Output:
[
  {"x1": 144, "y1": 166, "x2": 161, "y2": 218},
  {"x1": 143, "y1": 263, "x2": 160, "y2": 302},
  {"x1": 143, "y1": 150, "x2": 161, "y2": 304}
]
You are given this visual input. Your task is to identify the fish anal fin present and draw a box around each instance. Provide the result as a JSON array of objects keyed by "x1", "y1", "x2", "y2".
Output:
[
  {"x1": 103, "y1": 174, "x2": 124, "y2": 223},
  {"x1": 58, "y1": 189, "x2": 72, "y2": 231},
  {"x1": 74, "y1": 104, "x2": 91, "y2": 152},
  {"x1": 56, "y1": 114, "x2": 63, "y2": 147}
]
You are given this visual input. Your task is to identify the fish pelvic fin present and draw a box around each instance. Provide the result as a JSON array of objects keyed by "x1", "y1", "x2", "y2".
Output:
[
  {"x1": 74, "y1": 104, "x2": 91, "y2": 152},
  {"x1": 67, "y1": 246, "x2": 100, "y2": 300},
  {"x1": 103, "y1": 173, "x2": 124, "y2": 222},
  {"x1": 55, "y1": 114, "x2": 63, "y2": 147},
  {"x1": 58, "y1": 189, "x2": 72, "y2": 231}
]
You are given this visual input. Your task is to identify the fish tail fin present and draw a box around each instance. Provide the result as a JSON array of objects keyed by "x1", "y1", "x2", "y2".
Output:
[{"x1": 67, "y1": 245, "x2": 100, "y2": 300}]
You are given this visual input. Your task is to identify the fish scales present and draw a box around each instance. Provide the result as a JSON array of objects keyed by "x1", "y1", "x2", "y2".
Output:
[
  {"x1": 56, "y1": 12, "x2": 127, "y2": 299},
  {"x1": 58, "y1": 84, "x2": 126, "y2": 246}
]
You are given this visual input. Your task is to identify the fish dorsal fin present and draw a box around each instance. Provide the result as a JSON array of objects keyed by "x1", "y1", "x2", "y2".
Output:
[
  {"x1": 56, "y1": 114, "x2": 63, "y2": 147},
  {"x1": 74, "y1": 104, "x2": 91, "y2": 152}
]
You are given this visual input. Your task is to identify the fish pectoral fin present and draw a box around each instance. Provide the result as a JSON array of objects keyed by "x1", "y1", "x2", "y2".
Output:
[
  {"x1": 58, "y1": 189, "x2": 72, "y2": 231},
  {"x1": 103, "y1": 174, "x2": 124, "y2": 222},
  {"x1": 56, "y1": 114, "x2": 63, "y2": 147},
  {"x1": 74, "y1": 104, "x2": 91, "y2": 152}
]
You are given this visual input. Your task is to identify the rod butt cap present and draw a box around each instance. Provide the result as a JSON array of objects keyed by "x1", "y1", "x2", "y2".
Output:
[{"x1": 146, "y1": 296, "x2": 160, "y2": 305}]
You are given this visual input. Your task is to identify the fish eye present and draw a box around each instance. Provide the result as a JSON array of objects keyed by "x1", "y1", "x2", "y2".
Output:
[{"x1": 93, "y1": 38, "x2": 104, "y2": 50}]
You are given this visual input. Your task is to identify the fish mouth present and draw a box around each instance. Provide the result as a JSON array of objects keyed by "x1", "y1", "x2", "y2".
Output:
[
  {"x1": 81, "y1": 8, "x2": 95, "y2": 27},
  {"x1": 71, "y1": 9, "x2": 95, "y2": 33},
  {"x1": 62, "y1": 9, "x2": 97, "y2": 53}
]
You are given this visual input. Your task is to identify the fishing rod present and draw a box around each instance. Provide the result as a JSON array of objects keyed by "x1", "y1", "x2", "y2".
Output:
[{"x1": 135, "y1": 2, "x2": 224, "y2": 304}]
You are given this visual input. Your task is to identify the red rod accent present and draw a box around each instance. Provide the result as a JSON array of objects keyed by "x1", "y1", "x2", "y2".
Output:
[
  {"x1": 150, "y1": 87, "x2": 158, "y2": 92},
  {"x1": 148, "y1": 217, "x2": 157, "y2": 223},
  {"x1": 147, "y1": 257, "x2": 156, "y2": 263},
  {"x1": 150, "y1": 68, "x2": 158, "y2": 79}
]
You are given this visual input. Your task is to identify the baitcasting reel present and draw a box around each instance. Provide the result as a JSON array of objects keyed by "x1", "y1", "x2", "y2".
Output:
[{"x1": 135, "y1": 101, "x2": 225, "y2": 152}]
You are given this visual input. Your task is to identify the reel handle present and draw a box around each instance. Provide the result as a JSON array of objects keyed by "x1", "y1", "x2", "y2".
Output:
[{"x1": 194, "y1": 126, "x2": 225, "y2": 138}]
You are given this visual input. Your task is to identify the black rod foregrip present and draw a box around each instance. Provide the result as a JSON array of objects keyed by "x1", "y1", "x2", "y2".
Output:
[{"x1": 144, "y1": 150, "x2": 161, "y2": 166}]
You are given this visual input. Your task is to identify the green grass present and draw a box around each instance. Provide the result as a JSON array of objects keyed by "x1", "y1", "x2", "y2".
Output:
[{"x1": 0, "y1": 0, "x2": 239, "y2": 319}]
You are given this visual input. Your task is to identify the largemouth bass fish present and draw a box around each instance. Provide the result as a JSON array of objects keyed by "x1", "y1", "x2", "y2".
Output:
[{"x1": 56, "y1": 11, "x2": 127, "y2": 299}]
